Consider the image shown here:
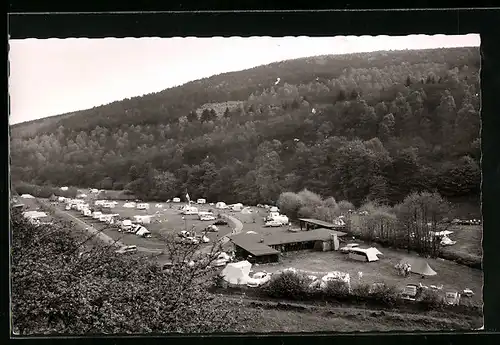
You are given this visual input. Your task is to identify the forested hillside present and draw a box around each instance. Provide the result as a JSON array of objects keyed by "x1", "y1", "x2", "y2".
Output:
[{"x1": 10, "y1": 47, "x2": 481, "y2": 207}]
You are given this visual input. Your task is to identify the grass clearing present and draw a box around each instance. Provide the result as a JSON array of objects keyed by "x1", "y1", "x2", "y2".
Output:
[
  {"x1": 228, "y1": 207, "x2": 483, "y2": 306},
  {"x1": 230, "y1": 299, "x2": 481, "y2": 332}
]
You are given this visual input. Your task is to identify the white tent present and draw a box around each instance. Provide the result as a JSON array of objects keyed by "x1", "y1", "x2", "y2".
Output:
[
  {"x1": 21, "y1": 194, "x2": 35, "y2": 199},
  {"x1": 231, "y1": 203, "x2": 243, "y2": 211},
  {"x1": 155, "y1": 203, "x2": 163, "y2": 208},
  {"x1": 220, "y1": 260, "x2": 252, "y2": 285},
  {"x1": 269, "y1": 206, "x2": 279, "y2": 212},
  {"x1": 367, "y1": 247, "x2": 384, "y2": 257},
  {"x1": 348, "y1": 248, "x2": 380, "y2": 262},
  {"x1": 216, "y1": 202, "x2": 228, "y2": 209},
  {"x1": 135, "y1": 226, "x2": 151, "y2": 237},
  {"x1": 60, "y1": 186, "x2": 68, "y2": 191},
  {"x1": 399, "y1": 257, "x2": 437, "y2": 276},
  {"x1": 241, "y1": 207, "x2": 252, "y2": 214},
  {"x1": 83, "y1": 209, "x2": 92, "y2": 217}
]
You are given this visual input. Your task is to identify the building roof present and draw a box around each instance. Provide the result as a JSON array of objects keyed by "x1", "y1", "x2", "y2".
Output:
[
  {"x1": 230, "y1": 228, "x2": 346, "y2": 256},
  {"x1": 230, "y1": 235, "x2": 280, "y2": 257},
  {"x1": 298, "y1": 218, "x2": 346, "y2": 229}
]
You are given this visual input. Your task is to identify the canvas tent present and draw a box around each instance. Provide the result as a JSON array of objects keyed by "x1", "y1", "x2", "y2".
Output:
[
  {"x1": 216, "y1": 202, "x2": 228, "y2": 209},
  {"x1": 123, "y1": 202, "x2": 136, "y2": 208},
  {"x1": 134, "y1": 226, "x2": 151, "y2": 237},
  {"x1": 348, "y1": 247, "x2": 381, "y2": 262},
  {"x1": 220, "y1": 260, "x2": 252, "y2": 285},
  {"x1": 21, "y1": 194, "x2": 35, "y2": 199},
  {"x1": 399, "y1": 257, "x2": 437, "y2": 276}
]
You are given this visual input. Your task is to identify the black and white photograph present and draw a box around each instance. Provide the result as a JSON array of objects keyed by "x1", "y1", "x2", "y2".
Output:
[{"x1": 9, "y1": 33, "x2": 483, "y2": 334}]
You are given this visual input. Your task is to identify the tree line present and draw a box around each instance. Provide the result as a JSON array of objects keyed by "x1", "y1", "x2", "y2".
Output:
[
  {"x1": 277, "y1": 189, "x2": 449, "y2": 258},
  {"x1": 10, "y1": 47, "x2": 480, "y2": 207}
]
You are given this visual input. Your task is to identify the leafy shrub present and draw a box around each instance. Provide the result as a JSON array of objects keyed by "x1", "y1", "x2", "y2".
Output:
[
  {"x1": 369, "y1": 284, "x2": 399, "y2": 306},
  {"x1": 352, "y1": 283, "x2": 371, "y2": 299},
  {"x1": 264, "y1": 271, "x2": 309, "y2": 300},
  {"x1": 323, "y1": 280, "x2": 351, "y2": 300},
  {"x1": 420, "y1": 289, "x2": 444, "y2": 309}
]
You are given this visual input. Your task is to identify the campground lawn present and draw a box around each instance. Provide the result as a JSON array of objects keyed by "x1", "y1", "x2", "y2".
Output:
[{"x1": 228, "y1": 207, "x2": 483, "y2": 307}]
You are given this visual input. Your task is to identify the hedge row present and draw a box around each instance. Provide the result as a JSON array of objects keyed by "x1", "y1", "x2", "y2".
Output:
[
  {"x1": 215, "y1": 271, "x2": 481, "y2": 315},
  {"x1": 14, "y1": 182, "x2": 78, "y2": 199}
]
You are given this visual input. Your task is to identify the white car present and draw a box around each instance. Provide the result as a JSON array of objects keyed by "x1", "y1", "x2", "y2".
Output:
[
  {"x1": 205, "y1": 225, "x2": 219, "y2": 232},
  {"x1": 265, "y1": 220, "x2": 282, "y2": 227},
  {"x1": 184, "y1": 237, "x2": 199, "y2": 245},
  {"x1": 200, "y1": 215, "x2": 216, "y2": 221},
  {"x1": 247, "y1": 272, "x2": 272, "y2": 287}
]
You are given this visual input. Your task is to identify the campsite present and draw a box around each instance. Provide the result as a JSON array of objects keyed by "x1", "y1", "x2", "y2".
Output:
[
  {"x1": 10, "y1": 38, "x2": 486, "y2": 334},
  {"x1": 46, "y1": 193, "x2": 484, "y2": 308}
]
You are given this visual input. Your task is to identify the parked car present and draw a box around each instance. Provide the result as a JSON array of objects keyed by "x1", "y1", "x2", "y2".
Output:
[
  {"x1": 205, "y1": 225, "x2": 219, "y2": 232},
  {"x1": 339, "y1": 243, "x2": 359, "y2": 253},
  {"x1": 265, "y1": 220, "x2": 283, "y2": 227},
  {"x1": 115, "y1": 245, "x2": 138, "y2": 255},
  {"x1": 247, "y1": 272, "x2": 272, "y2": 287},
  {"x1": 212, "y1": 253, "x2": 231, "y2": 267},
  {"x1": 401, "y1": 284, "x2": 419, "y2": 301},
  {"x1": 445, "y1": 291, "x2": 461, "y2": 305},
  {"x1": 213, "y1": 219, "x2": 228, "y2": 226},
  {"x1": 200, "y1": 214, "x2": 216, "y2": 221},
  {"x1": 462, "y1": 288, "x2": 474, "y2": 298}
]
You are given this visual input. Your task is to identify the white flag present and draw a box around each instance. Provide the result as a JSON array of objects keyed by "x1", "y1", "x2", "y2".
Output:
[{"x1": 186, "y1": 193, "x2": 190, "y2": 203}]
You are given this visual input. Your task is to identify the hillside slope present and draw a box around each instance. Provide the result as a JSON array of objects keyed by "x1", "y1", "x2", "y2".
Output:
[{"x1": 10, "y1": 47, "x2": 481, "y2": 206}]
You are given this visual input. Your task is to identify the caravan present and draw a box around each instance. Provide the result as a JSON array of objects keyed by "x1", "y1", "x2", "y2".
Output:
[
  {"x1": 136, "y1": 203, "x2": 150, "y2": 210},
  {"x1": 198, "y1": 212, "x2": 216, "y2": 221},
  {"x1": 181, "y1": 206, "x2": 199, "y2": 215}
]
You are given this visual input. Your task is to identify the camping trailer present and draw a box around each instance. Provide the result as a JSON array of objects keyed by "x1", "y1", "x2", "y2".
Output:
[
  {"x1": 173, "y1": 197, "x2": 181, "y2": 203},
  {"x1": 197, "y1": 198, "x2": 206, "y2": 204},
  {"x1": 136, "y1": 203, "x2": 150, "y2": 210},
  {"x1": 123, "y1": 202, "x2": 136, "y2": 208},
  {"x1": 121, "y1": 219, "x2": 133, "y2": 230},
  {"x1": 92, "y1": 211, "x2": 103, "y2": 219},
  {"x1": 182, "y1": 206, "x2": 199, "y2": 215}
]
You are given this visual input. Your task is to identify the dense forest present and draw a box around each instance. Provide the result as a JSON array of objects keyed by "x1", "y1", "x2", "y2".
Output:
[{"x1": 10, "y1": 47, "x2": 481, "y2": 207}]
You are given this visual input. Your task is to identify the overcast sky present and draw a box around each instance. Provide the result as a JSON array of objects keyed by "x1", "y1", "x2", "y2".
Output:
[{"x1": 9, "y1": 34, "x2": 480, "y2": 125}]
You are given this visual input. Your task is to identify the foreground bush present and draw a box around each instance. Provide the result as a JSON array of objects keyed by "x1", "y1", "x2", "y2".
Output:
[
  {"x1": 11, "y1": 208, "x2": 248, "y2": 335},
  {"x1": 323, "y1": 280, "x2": 351, "y2": 300},
  {"x1": 264, "y1": 271, "x2": 310, "y2": 300},
  {"x1": 420, "y1": 289, "x2": 444, "y2": 310}
]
